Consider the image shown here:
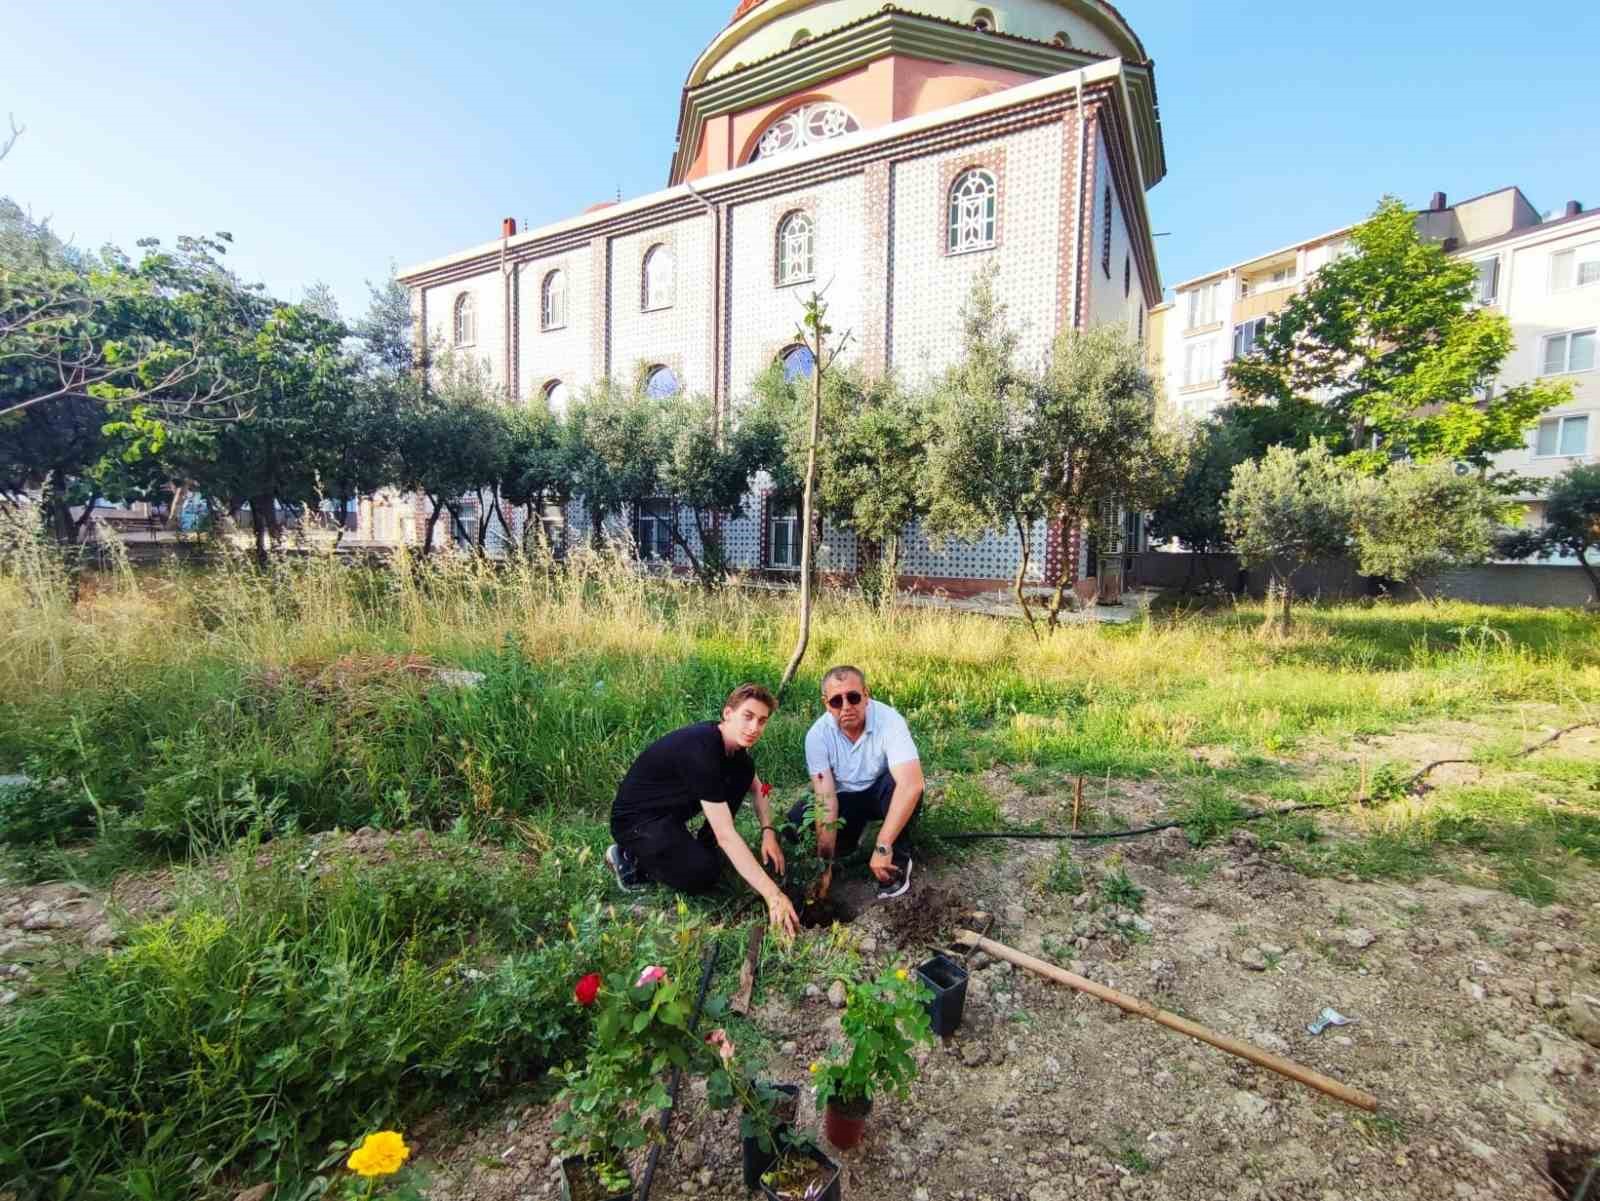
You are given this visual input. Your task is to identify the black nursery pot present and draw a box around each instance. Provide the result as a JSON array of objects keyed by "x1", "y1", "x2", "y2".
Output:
[
  {"x1": 917, "y1": 952, "x2": 970, "y2": 1037},
  {"x1": 741, "y1": 1083, "x2": 801, "y2": 1192},
  {"x1": 757, "y1": 1144, "x2": 842, "y2": 1201},
  {"x1": 558, "y1": 1155, "x2": 632, "y2": 1201}
]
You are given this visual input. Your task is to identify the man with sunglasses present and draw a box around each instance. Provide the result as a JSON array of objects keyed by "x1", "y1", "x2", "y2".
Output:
[{"x1": 786, "y1": 665, "x2": 923, "y2": 899}]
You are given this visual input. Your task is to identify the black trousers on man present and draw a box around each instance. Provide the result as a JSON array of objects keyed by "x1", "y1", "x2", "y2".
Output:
[
  {"x1": 784, "y1": 768, "x2": 920, "y2": 857},
  {"x1": 611, "y1": 796, "x2": 742, "y2": 895}
]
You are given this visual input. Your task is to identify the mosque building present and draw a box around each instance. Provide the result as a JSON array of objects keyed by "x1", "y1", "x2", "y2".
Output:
[{"x1": 393, "y1": 0, "x2": 1166, "y2": 595}]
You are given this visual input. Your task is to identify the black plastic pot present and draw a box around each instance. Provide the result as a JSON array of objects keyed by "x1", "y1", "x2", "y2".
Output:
[
  {"x1": 757, "y1": 1143, "x2": 841, "y2": 1201},
  {"x1": 741, "y1": 1083, "x2": 801, "y2": 1192},
  {"x1": 558, "y1": 1154, "x2": 632, "y2": 1201},
  {"x1": 917, "y1": 952, "x2": 969, "y2": 1037}
]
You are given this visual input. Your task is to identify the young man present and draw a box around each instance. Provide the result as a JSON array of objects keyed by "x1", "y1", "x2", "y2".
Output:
[
  {"x1": 606, "y1": 683, "x2": 800, "y2": 936},
  {"x1": 786, "y1": 665, "x2": 924, "y2": 899}
]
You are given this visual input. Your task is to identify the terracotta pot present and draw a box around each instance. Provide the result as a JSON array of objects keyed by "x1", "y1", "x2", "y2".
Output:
[{"x1": 822, "y1": 1097, "x2": 872, "y2": 1150}]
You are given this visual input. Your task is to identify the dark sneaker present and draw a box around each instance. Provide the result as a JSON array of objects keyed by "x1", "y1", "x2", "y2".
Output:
[
  {"x1": 876, "y1": 849, "x2": 912, "y2": 900},
  {"x1": 605, "y1": 843, "x2": 646, "y2": 893}
]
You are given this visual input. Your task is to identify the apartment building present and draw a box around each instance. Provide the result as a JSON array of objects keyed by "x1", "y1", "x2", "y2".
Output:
[{"x1": 1160, "y1": 188, "x2": 1598, "y2": 577}]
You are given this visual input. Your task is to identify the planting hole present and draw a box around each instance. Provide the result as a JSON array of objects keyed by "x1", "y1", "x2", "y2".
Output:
[{"x1": 1545, "y1": 1143, "x2": 1599, "y2": 1199}]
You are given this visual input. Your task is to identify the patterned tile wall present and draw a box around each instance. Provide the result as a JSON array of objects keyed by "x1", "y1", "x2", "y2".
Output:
[
  {"x1": 517, "y1": 244, "x2": 596, "y2": 406},
  {"x1": 888, "y1": 122, "x2": 1064, "y2": 382},
  {"x1": 609, "y1": 217, "x2": 715, "y2": 394},
  {"x1": 725, "y1": 174, "x2": 868, "y2": 398},
  {"x1": 899, "y1": 517, "x2": 1048, "y2": 582},
  {"x1": 425, "y1": 272, "x2": 504, "y2": 386}
]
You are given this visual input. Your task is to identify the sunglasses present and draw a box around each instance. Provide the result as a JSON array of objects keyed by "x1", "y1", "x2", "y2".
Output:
[{"x1": 826, "y1": 691, "x2": 863, "y2": 710}]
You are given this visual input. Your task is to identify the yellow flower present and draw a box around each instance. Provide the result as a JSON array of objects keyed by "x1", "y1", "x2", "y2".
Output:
[
  {"x1": 809, "y1": 1061, "x2": 822, "y2": 1074},
  {"x1": 895, "y1": 968, "x2": 908, "y2": 981},
  {"x1": 347, "y1": 1130, "x2": 410, "y2": 1178}
]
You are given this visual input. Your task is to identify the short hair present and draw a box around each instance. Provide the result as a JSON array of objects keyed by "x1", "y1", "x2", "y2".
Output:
[
  {"x1": 724, "y1": 682, "x2": 777, "y2": 714},
  {"x1": 821, "y1": 665, "x2": 866, "y2": 692}
]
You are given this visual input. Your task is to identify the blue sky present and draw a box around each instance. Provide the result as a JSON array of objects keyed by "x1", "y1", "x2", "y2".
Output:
[{"x1": 5, "y1": 1, "x2": 1595, "y2": 319}]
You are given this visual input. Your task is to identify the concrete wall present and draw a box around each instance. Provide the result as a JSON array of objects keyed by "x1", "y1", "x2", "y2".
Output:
[{"x1": 1135, "y1": 552, "x2": 1596, "y2": 608}]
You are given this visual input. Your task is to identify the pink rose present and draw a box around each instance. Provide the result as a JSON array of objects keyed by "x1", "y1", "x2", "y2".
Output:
[
  {"x1": 635, "y1": 965, "x2": 666, "y2": 988},
  {"x1": 704, "y1": 1028, "x2": 736, "y2": 1063}
]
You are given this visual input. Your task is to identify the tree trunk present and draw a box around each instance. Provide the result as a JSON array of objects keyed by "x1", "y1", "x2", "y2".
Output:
[
  {"x1": 1576, "y1": 547, "x2": 1600, "y2": 606},
  {"x1": 423, "y1": 497, "x2": 443, "y2": 555},
  {"x1": 249, "y1": 499, "x2": 270, "y2": 567},
  {"x1": 165, "y1": 484, "x2": 188, "y2": 532},
  {"x1": 778, "y1": 324, "x2": 825, "y2": 700},
  {"x1": 1012, "y1": 513, "x2": 1040, "y2": 640}
]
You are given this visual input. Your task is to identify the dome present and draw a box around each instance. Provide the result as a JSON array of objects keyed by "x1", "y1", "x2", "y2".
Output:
[
  {"x1": 695, "y1": 1, "x2": 1148, "y2": 86},
  {"x1": 672, "y1": 1, "x2": 1163, "y2": 188}
]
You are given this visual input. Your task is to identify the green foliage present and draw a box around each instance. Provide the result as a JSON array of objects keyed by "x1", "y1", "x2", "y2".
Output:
[
  {"x1": 1039, "y1": 323, "x2": 1179, "y2": 553},
  {"x1": 1227, "y1": 197, "x2": 1568, "y2": 475},
  {"x1": 1345, "y1": 459, "x2": 1508, "y2": 587},
  {"x1": 1044, "y1": 844, "x2": 1086, "y2": 894},
  {"x1": 811, "y1": 966, "x2": 934, "y2": 1110},
  {"x1": 1098, "y1": 867, "x2": 1145, "y2": 912},
  {"x1": 923, "y1": 270, "x2": 1048, "y2": 622},
  {"x1": 1149, "y1": 401, "x2": 1322, "y2": 556},
  {"x1": 1223, "y1": 442, "x2": 1353, "y2": 629},
  {"x1": 551, "y1": 928, "x2": 716, "y2": 1186},
  {"x1": 1497, "y1": 462, "x2": 1600, "y2": 602},
  {"x1": 0, "y1": 842, "x2": 656, "y2": 1199}
]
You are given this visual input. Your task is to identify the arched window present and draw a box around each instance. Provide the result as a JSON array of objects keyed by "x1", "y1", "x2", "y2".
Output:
[
  {"x1": 452, "y1": 293, "x2": 476, "y2": 346},
  {"x1": 644, "y1": 365, "x2": 680, "y2": 398},
  {"x1": 543, "y1": 379, "x2": 569, "y2": 413},
  {"x1": 642, "y1": 245, "x2": 674, "y2": 310},
  {"x1": 972, "y1": 8, "x2": 996, "y2": 32},
  {"x1": 749, "y1": 102, "x2": 860, "y2": 162},
  {"x1": 1052, "y1": 31, "x2": 1073, "y2": 48},
  {"x1": 947, "y1": 168, "x2": 997, "y2": 254},
  {"x1": 776, "y1": 211, "x2": 815, "y2": 287},
  {"x1": 780, "y1": 344, "x2": 815, "y2": 383},
  {"x1": 541, "y1": 269, "x2": 566, "y2": 330}
]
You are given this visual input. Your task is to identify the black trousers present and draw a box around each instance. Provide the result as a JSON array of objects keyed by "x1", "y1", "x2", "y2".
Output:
[
  {"x1": 785, "y1": 767, "x2": 920, "y2": 857},
  {"x1": 613, "y1": 797, "x2": 742, "y2": 895}
]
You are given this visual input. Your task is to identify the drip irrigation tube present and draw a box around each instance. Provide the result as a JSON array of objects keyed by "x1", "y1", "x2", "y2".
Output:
[
  {"x1": 635, "y1": 938, "x2": 721, "y2": 1201},
  {"x1": 932, "y1": 801, "x2": 1337, "y2": 843}
]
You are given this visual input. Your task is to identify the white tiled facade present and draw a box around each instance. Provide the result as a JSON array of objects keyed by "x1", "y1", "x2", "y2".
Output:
[{"x1": 399, "y1": 57, "x2": 1162, "y2": 593}]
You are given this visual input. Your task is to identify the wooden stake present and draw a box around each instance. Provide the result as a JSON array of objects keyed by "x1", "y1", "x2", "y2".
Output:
[
  {"x1": 729, "y1": 921, "x2": 767, "y2": 1017},
  {"x1": 954, "y1": 929, "x2": 1378, "y2": 1112},
  {"x1": 1071, "y1": 775, "x2": 1084, "y2": 832}
]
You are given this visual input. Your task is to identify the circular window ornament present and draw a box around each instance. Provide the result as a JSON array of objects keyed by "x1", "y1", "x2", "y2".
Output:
[{"x1": 750, "y1": 102, "x2": 860, "y2": 163}]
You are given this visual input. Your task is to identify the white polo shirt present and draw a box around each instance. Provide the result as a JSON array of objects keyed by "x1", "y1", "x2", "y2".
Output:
[{"x1": 804, "y1": 699, "x2": 920, "y2": 793}]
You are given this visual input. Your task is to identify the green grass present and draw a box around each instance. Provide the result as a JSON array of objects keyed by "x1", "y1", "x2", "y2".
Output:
[{"x1": 1, "y1": 553, "x2": 1598, "y2": 1198}]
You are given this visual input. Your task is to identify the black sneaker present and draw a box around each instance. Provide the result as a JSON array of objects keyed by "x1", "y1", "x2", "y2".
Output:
[
  {"x1": 876, "y1": 848, "x2": 913, "y2": 900},
  {"x1": 605, "y1": 843, "x2": 646, "y2": 893}
]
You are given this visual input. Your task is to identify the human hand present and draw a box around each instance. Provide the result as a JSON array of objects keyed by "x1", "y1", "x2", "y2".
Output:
[
  {"x1": 761, "y1": 828, "x2": 785, "y2": 877},
  {"x1": 868, "y1": 844, "x2": 895, "y2": 883},
  {"x1": 766, "y1": 888, "x2": 799, "y2": 938},
  {"x1": 816, "y1": 825, "x2": 837, "y2": 862}
]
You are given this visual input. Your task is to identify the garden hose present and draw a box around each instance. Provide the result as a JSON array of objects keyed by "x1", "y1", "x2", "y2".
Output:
[
  {"x1": 931, "y1": 800, "x2": 1340, "y2": 843},
  {"x1": 635, "y1": 938, "x2": 721, "y2": 1201}
]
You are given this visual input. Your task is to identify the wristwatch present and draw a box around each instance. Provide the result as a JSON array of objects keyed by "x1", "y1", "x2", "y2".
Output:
[{"x1": 874, "y1": 843, "x2": 892, "y2": 856}]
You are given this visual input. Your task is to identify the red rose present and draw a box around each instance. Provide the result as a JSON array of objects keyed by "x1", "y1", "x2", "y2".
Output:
[{"x1": 574, "y1": 972, "x2": 601, "y2": 1007}]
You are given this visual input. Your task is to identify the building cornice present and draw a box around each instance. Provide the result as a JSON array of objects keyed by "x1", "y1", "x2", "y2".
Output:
[{"x1": 400, "y1": 60, "x2": 1139, "y2": 291}]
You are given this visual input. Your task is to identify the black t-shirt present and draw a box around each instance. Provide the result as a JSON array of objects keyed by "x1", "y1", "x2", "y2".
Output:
[{"x1": 612, "y1": 721, "x2": 755, "y2": 829}]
